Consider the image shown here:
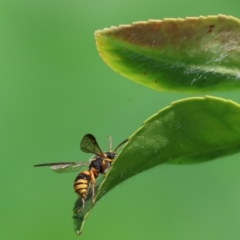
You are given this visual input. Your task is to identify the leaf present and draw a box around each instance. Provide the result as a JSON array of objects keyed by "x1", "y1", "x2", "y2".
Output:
[
  {"x1": 95, "y1": 15, "x2": 240, "y2": 93},
  {"x1": 74, "y1": 95, "x2": 240, "y2": 234}
]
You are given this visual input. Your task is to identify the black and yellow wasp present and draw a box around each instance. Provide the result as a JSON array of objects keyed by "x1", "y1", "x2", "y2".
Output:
[{"x1": 34, "y1": 134, "x2": 128, "y2": 211}]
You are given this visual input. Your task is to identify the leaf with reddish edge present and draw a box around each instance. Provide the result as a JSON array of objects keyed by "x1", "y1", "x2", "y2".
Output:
[{"x1": 95, "y1": 14, "x2": 240, "y2": 93}]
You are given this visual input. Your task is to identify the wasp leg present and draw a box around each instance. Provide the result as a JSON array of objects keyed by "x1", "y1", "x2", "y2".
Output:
[
  {"x1": 78, "y1": 198, "x2": 85, "y2": 213},
  {"x1": 77, "y1": 197, "x2": 85, "y2": 213},
  {"x1": 81, "y1": 197, "x2": 85, "y2": 209},
  {"x1": 89, "y1": 168, "x2": 97, "y2": 204},
  {"x1": 91, "y1": 182, "x2": 95, "y2": 204},
  {"x1": 105, "y1": 158, "x2": 114, "y2": 162}
]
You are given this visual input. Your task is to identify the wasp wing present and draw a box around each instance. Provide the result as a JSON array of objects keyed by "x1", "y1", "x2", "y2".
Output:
[
  {"x1": 80, "y1": 134, "x2": 104, "y2": 157},
  {"x1": 34, "y1": 162, "x2": 89, "y2": 173}
]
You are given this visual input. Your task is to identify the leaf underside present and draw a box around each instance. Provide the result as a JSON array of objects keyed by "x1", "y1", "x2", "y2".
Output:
[
  {"x1": 74, "y1": 95, "x2": 240, "y2": 234},
  {"x1": 95, "y1": 14, "x2": 240, "y2": 93}
]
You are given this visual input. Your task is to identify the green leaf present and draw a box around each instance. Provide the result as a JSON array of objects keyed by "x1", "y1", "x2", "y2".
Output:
[
  {"x1": 95, "y1": 15, "x2": 240, "y2": 93},
  {"x1": 74, "y1": 95, "x2": 240, "y2": 234}
]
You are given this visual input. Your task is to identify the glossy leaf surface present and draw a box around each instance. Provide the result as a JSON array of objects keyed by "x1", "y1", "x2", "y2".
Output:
[
  {"x1": 95, "y1": 15, "x2": 240, "y2": 93},
  {"x1": 74, "y1": 95, "x2": 240, "y2": 234}
]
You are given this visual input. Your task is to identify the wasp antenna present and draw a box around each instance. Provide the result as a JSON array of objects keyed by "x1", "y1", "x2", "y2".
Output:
[
  {"x1": 108, "y1": 136, "x2": 112, "y2": 151},
  {"x1": 114, "y1": 138, "x2": 128, "y2": 152}
]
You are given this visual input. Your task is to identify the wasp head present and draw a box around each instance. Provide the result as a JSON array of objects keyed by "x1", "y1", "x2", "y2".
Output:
[{"x1": 105, "y1": 151, "x2": 117, "y2": 160}]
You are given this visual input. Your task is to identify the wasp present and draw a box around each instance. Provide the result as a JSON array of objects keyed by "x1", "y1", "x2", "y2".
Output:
[{"x1": 34, "y1": 134, "x2": 128, "y2": 211}]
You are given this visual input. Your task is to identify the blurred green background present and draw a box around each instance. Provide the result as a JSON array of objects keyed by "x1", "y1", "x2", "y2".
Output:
[{"x1": 1, "y1": 0, "x2": 240, "y2": 239}]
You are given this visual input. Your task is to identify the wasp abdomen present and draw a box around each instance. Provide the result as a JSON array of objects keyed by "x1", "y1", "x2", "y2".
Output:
[{"x1": 74, "y1": 171, "x2": 91, "y2": 199}]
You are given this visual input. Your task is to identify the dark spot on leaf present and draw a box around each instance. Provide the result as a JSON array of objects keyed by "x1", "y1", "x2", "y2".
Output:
[
  {"x1": 144, "y1": 72, "x2": 147, "y2": 75},
  {"x1": 208, "y1": 25, "x2": 215, "y2": 33},
  {"x1": 154, "y1": 80, "x2": 157, "y2": 83}
]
